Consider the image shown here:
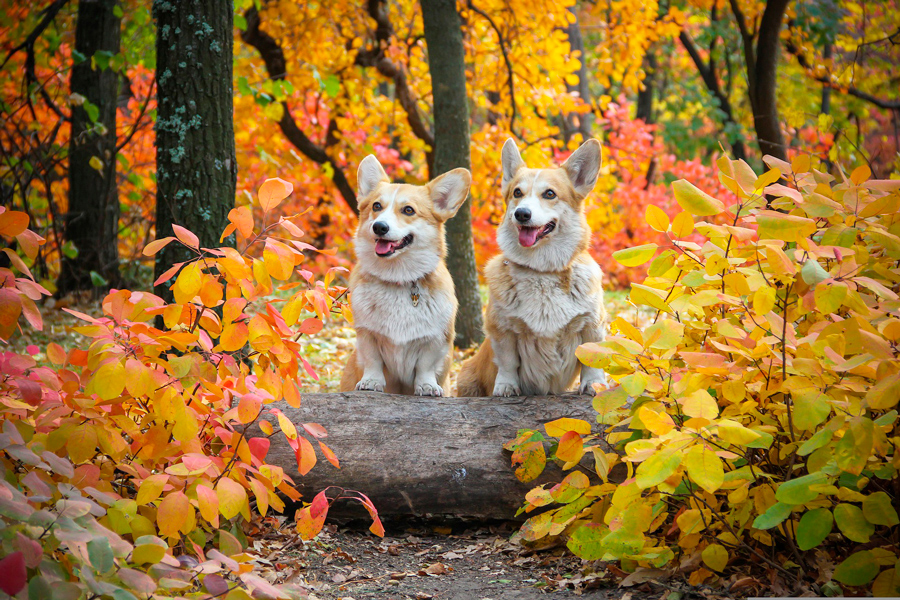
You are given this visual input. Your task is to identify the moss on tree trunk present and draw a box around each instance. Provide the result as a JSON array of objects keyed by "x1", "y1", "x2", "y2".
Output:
[{"x1": 152, "y1": 0, "x2": 236, "y2": 299}]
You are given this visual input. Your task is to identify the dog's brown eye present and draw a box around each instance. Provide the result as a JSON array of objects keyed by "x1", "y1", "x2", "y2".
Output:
[
  {"x1": 513, "y1": 188, "x2": 523, "y2": 198},
  {"x1": 402, "y1": 206, "x2": 415, "y2": 216},
  {"x1": 543, "y1": 189, "x2": 556, "y2": 199},
  {"x1": 373, "y1": 202, "x2": 382, "y2": 212}
]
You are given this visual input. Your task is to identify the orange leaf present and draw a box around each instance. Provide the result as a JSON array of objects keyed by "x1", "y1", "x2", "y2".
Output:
[
  {"x1": 295, "y1": 491, "x2": 328, "y2": 540},
  {"x1": 556, "y1": 431, "x2": 584, "y2": 463},
  {"x1": 0, "y1": 210, "x2": 29, "y2": 237},
  {"x1": 157, "y1": 491, "x2": 192, "y2": 537},
  {"x1": 284, "y1": 382, "x2": 302, "y2": 408},
  {"x1": 302, "y1": 423, "x2": 327, "y2": 438},
  {"x1": 172, "y1": 224, "x2": 200, "y2": 249},
  {"x1": 258, "y1": 178, "x2": 293, "y2": 212},
  {"x1": 296, "y1": 436, "x2": 317, "y2": 475},
  {"x1": 237, "y1": 393, "x2": 262, "y2": 424},
  {"x1": 220, "y1": 322, "x2": 248, "y2": 352},
  {"x1": 229, "y1": 206, "x2": 254, "y2": 238},
  {"x1": 318, "y1": 441, "x2": 339, "y2": 468},
  {"x1": 197, "y1": 485, "x2": 219, "y2": 528},
  {"x1": 143, "y1": 237, "x2": 175, "y2": 256}
]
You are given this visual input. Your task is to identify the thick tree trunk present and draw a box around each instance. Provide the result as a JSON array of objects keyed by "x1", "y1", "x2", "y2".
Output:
[
  {"x1": 255, "y1": 392, "x2": 615, "y2": 519},
  {"x1": 420, "y1": 0, "x2": 484, "y2": 348},
  {"x1": 152, "y1": 0, "x2": 236, "y2": 299},
  {"x1": 58, "y1": 0, "x2": 121, "y2": 294},
  {"x1": 635, "y1": 49, "x2": 656, "y2": 125}
]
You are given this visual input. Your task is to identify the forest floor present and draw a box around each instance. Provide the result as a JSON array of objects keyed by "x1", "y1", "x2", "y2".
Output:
[{"x1": 8, "y1": 289, "x2": 725, "y2": 600}]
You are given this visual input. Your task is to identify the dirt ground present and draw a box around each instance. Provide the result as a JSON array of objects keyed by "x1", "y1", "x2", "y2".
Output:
[{"x1": 248, "y1": 518, "x2": 731, "y2": 600}]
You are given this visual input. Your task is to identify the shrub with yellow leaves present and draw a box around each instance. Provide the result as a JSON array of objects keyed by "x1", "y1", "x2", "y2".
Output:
[{"x1": 507, "y1": 154, "x2": 900, "y2": 594}]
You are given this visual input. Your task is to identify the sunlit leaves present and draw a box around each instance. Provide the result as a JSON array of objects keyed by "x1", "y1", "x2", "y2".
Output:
[
  {"x1": 258, "y1": 177, "x2": 293, "y2": 212},
  {"x1": 671, "y1": 179, "x2": 725, "y2": 216},
  {"x1": 613, "y1": 244, "x2": 658, "y2": 267},
  {"x1": 684, "y1": 445, "x2": 723, "y2": 493}
]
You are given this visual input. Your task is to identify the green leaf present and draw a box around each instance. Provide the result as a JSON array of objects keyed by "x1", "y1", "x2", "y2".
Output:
[
  {"x1": 833, "y1": 550, "x2": 879, "y2": 586},
  {"x1": 801, "y1": 259, "x2": 829, "y2": 285},
  {"x1": 83, "y1": 100, "x2": 99, "y2": 123},
  {"x1": 834, "y1": 503, "x2": 874, "y2": 543},
  {"x1": 635, "y1": 450, "x2": 681, "y2": 489},
  {"x1": 89, "y1": 270, "x2": 108, "y2": 288},
  {"x1": 613, "y1": 244, "x2": 658, "y2": 267},
  {"x1": 775, "y1": 471, "x2": 828, "y2": 505},
  {"x1": 87, "y1": 536, "x2": 114, "y2": 574},
  {"x1": 796, "y1": 507, "x2": 833, "y2": 550},
  {"x1": 672, "y1": 179, "x2": 725, "y2": 216},
  {"x1": 752, "y1": 502, "x2": 792, "y2": 530},
  {"x1": 566, "y1": 523, "x2": 607, "y2": 560},
  {"x1": 862, "y1": 491, "x2": 900, "y2": 526},
  {"x1": 798, "y1": 429, "x2": 832, "y2": 456},
  {"x1": 91, "y1": 50, "x2": 114, "y2": 71},
  {"x1": 322, "y1": 74, "x2": 341, "y2": 98},
  {"x1": 234, "y1": 13, "x2": 247, "y2": 30}
]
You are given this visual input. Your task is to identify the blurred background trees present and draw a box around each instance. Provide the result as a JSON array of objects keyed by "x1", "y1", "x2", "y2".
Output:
[{"x1": 1, "y1": 0, "x2": 897, "y2": 339}]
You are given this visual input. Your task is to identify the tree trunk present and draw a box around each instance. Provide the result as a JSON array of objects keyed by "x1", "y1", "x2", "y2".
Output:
[
  {"x1": 420, "y1": 0, "x2": 484, "y2": 348},
  {"x1": 254, "y1": 392, "x2": 617, "y2": 519},
  {"x1": 635, "y1": 48, "x2": 656, "y2": 125},
  {"x1": 58, "y1": 0, "x2": 121, "y2": 294},
  {"x1": 563, "y1": 6, "x2": 593, "y2": 141},
  {"x1": 152, "y1": 0, "x2": 236, "y2": 300},
  {"x1": 733, "y1": 0, "x2": 790, "y2": 162}
]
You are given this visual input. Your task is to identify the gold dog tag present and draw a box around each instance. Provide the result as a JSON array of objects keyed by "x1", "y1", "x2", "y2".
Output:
[{"x1": 410, "y1": 281, "x2": 420, "y2": 307}]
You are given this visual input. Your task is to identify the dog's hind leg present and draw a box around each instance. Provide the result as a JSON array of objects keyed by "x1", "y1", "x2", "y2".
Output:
[{"x1": 339, "y1": 348, "x2": 362, "y2": 392}]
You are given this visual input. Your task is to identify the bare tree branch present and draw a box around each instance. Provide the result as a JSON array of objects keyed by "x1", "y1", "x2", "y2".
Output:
[
  {"x1": 466, "y1": 1, "x2": 518, "y2": 136},
  {"x1": 240, "y1": 7, "x2": 358, "y2": 214}
]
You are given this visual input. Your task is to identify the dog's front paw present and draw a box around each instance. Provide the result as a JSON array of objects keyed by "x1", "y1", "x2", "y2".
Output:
[
  {"x1": 579, "y1": 373, "x2": 608, "y2": 395},
  {"x1": 356, "y1": 378, "x2": 385, "y2": 392},
  {"x1": 492, "y1": 382, "x2": 521, "y2": 397},
  {"x1": 415, "y1": 382, "x2": 444, "y2": 397}
]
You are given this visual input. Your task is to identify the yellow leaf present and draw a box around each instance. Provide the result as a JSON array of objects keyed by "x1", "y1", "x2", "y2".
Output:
[
  {"x1": 174, "y1": 262, "x2": 203, "y2": 303},
  {"x1": 671, "y1": 211, "x2": 694, "y2": 237},
  {"x1": 672, "y1": 179, "x2": 725, "y2": 216},
  {"x1": 679, "y1": 389, "x2": 719, "y2": 420},
  {"x1": 216, "y1": 478, "x2": 248, "y2": 520},
  {"x1": 67, "y1": 424, "x2": 98, "y2": 464},
  {"x1": 276, "y1": 411, "x2": 298, "y2": 440},
  {"x1": 638, "y1": 406, "x2": 674, "y2": 436},
  {"x1": 544, "y1": 418, "x2": 592, "y2": 437},
  {"x1": 613, "y1": 244, "x2": 658, "y2": 267},
  {"x1": 197, "y1": 485, "x2": 219, "y2": 528},
  {"x1": 89, "y1": 156, "x2": 104, "y2": 171},
  {"x1": 92, "y1": 360, "x2": 126, "y2": 400},
  {"x1": 701, "y1": 543, "x2": 728, "y2": 572},
  {"x1": 717, "y1": 420, "x2": 761, "y2": 446},
  {"x1": 645, "y1": 205, "x2": 670, "y2": 232},
  {"x1": 136, "y1": 474, "x2": 169, "y2": 506},
  {"x1": 753, "y1": 286, "x2": 776, "y2": 316},
  {"x1": 685, "y1": 445, "x2": 724, "y2": 493}
]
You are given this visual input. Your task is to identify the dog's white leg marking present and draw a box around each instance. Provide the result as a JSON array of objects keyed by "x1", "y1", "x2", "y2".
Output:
[
  {"x1": 413, "y1": 338, "x2": 448, "y2": 397},
  {"x1": 490, "y1": 331, "x2": 521, "y2": 397},
  {"x1": 354, "y1": 330, "x2": 387, "y2": 392},
  {"x1": 578, "y1": 320, "x2": 607, "y2": 394}
]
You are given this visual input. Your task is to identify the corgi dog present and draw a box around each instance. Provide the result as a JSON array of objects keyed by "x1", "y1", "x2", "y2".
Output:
[
  {"x1": 457, "y1": 138, "x2": 607, "y2": 397},
  {"x1": 340, "y1": 155, "x2": 471, "y2": 397}
]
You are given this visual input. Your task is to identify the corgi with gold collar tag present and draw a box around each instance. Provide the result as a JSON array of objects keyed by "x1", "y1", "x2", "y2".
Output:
[
  {"x1": 457, "y1": 139, "x2": 608, "y2": 397},
  {"x1": 340, "y1": 155, "x2": 471, "y2": 396}
]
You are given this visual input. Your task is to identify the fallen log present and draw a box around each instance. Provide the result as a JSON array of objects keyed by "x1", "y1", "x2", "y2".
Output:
[{"x1": 256, "y1": 392, "x2": 614, "y2": 520}]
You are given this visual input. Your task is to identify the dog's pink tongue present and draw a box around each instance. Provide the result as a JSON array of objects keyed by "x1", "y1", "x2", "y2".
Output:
[
  {"x1": 375, "y1": 239, "x2": 397, "y2": 255},
  {"x1": 519, "y1": 227, "x2": 540, "y2": 247}
]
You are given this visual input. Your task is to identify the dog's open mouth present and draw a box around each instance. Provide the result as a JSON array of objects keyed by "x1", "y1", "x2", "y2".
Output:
[
  {"x1": 375, "y1": 233, "x2": 413, "y2": 257},
  {"x1": 518, "y1": 221, "x2": 556, "y2": 247}
]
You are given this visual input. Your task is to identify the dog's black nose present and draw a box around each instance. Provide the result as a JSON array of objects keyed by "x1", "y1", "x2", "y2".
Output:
[
  {"x1": 514, "y1": 208, "x2": 531, "y2": 223},
  {"x1": 372, "y1": 221, "x2": 390, "y2": 236}
]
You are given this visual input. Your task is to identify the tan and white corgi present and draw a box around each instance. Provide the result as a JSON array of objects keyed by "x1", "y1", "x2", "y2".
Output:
[
  {"x1": 457, "y1": 138, "x2": 607, "y2": 397},
  {"x1": 340, "y1": 155, "x2": 471, "y2": 396}
]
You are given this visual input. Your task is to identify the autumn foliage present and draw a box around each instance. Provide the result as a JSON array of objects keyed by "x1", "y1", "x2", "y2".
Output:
[
  {"x1": 508, "y1": 156, "x2": 900, "y2": 594},
  {"x1": 0, "y1": 180, "x2": 381, "y2": 598}
]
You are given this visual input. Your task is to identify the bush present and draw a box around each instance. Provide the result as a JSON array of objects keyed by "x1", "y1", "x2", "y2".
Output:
[
  {"x1": 508, "y1": 154, "x2": 900, "y2": 594},
  {"x1": 0, "y1": 179, "x2": 381, "y2": 598}
]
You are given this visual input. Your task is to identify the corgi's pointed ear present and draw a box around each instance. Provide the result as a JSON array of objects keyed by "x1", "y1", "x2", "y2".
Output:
[
  {"x1": 429, "y1": 168, "x2": 472, "y2": 221},
  {"x1": 357, "y1": 154, "x2": 389, "y2": 198},
  {"x1": 501, "y1": 138, "x2": 525, "y2": 196},
  {"x1": 562, "y1": 139, "x2": 602, "y2": 197}
]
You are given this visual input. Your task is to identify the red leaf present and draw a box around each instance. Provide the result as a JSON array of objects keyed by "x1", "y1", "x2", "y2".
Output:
[
  {"x1": 248, "y1": 438, "x2": 270, "y2": 462},
  {"x1": 153, "y1": 262, "x2": 183, "y2": 287},
  {"x1": 0, "y1": 552, "x2": 26, "y2": 596},
  {"x1": 14, "y1": 378, "x2": 42, "y2": 404}
]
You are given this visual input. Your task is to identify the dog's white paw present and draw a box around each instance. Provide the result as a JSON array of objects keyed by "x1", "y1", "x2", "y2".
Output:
[
  {"x1": 415, "y1": 382, "x2": 444, "y2": 397},
  {"x1": 579, "y1": 373, "x2": 608, "y2": 395},
  {"x1": 356, "y1": 378, "x2": 385, "y2": 392},
  {"x1": 492, "y1": 382, "x2": 521, "y2": 397}
]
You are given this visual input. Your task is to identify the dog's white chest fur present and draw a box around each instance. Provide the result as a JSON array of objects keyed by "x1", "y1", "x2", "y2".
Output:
[
  {"x1": 352, "y1": 279, "x2": 455, "y2": 345},
  {"x1": 492, "y1": 259, "x2": 604, "y2": 394},
  {"x1": 494, "y1": 260, "x2": 602, "y2": 336}
]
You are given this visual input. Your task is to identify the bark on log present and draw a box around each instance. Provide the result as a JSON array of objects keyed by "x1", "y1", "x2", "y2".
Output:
[{"x1": 256, "y1": 392, "x2": 614, "y2": 520}]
